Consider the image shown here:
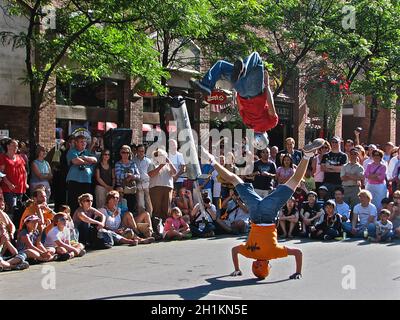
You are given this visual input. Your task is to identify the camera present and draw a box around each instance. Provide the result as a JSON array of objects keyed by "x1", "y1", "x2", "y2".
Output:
[{"x1": 79, "y1": 165, "x2": 86, "y2": 171}]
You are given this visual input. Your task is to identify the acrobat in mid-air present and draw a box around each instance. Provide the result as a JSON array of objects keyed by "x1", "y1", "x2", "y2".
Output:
[
  {"x1": 201, "y1": 138, "x2": 325, "y2": 279},
  {"x1": 191, "y1": 52, "x2": 278, "y2": 150}
]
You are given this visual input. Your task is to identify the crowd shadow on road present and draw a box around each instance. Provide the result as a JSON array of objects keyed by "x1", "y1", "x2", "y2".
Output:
[{"x1": 94, "y1": 275, "x2": 291, "y2": 300}]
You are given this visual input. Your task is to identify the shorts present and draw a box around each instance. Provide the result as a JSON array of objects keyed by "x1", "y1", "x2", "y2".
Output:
[{"x1": 235, "y1": 183, "x2": 293, "y2": 224}]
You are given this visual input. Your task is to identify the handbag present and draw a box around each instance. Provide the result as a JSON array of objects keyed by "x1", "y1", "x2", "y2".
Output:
[{"x1": 123, "y1": 177, "x2": 137, "y2": 194}]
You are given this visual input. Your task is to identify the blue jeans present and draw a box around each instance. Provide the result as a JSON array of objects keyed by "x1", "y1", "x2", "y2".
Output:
[
  {"x1": 379, "y1": 230, "x2": 394, "y2": 241},
  {"x1": 342, "y1": 222, "x2": 376, "y2": 238},
  {"x1": 200, "y1": 52, "x2": 265, "y2": 98},
  {"x1": 235, "y1": 183, "x2": 293, "y2": 224}
]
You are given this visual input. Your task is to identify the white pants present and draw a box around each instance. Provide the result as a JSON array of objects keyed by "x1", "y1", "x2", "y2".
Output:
[{"x1": 366, "y1": 183, "x2": 387, "y2": 211}]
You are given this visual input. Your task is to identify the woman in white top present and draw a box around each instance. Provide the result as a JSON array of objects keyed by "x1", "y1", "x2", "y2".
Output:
[{"x1": 312, "y1": 141, "x2": 330, "y2": 190}]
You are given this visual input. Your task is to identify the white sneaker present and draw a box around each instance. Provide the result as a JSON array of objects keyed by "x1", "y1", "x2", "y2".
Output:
[{"x1": 303, "y1": 138, "x2": 325, "y2": 157}]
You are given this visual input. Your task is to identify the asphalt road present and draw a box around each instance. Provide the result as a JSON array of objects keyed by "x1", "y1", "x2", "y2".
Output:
[{"x1": 1, "y1": 235, "x2": 399, "y2": 300}]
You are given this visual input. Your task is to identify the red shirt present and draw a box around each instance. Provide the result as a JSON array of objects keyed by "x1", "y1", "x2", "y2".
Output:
[
  {"x1": 0, "y1": 153, "x2": 27, "y2": 193},
  {"x1": 237, "y1": 90, "x2": 279, "y2": 133}
]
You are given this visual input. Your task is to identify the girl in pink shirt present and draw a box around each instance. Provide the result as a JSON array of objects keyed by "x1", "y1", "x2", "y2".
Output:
[{"x1": 163, "y1": 207, "x2": 191, "y2": 240}]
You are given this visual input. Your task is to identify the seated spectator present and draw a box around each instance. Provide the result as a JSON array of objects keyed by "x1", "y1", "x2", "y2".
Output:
[
  {"x1": 30, "y1": 145, "x2": 52, "y2": 200},
  {"x1": 19, "y1": 187, "x2": 55, "y2": 234},
  {"x1": 293, "y1": 185, "x2": 307, "y2": 210},
  {"x1": 16, "y1": 215, "x2": 57, "y2": 263},
  {"x1": 44, "y1": 213, "x2": 86, "y2": 260},
  {"x1": 370, "y1": 209, "x2": 394, "y2": 242},
  {"x1": 317, "y1": 185, "x2": 330, "y2": 206},
  {"x1": 276, "y1": 154, "x2": 296, "y2": 186},
  {"x1": 333, "y1": 187, "x2": 351, "y2": 222},
  {"x1": 72, "y1": 193, "x2": 109, "y2": 248},
  {"x1": 278, "y1": 197, "x2": 299, "y2": 238},
  {"x1": 190, "y1": 196, "x2": 216, "y2": 238},
  {"x1": 175, "y1": 187, "x2": 194, "y2": 218},
  {"x1": 217, "y1": 189, "x2": 250, "y2": 234},
  {"x1": 0, "y1": 195, "x2": 29, "y2": 271},
  {"x1": 59, "y1": 205, "x2": 79, "y2": 243},
  {"x1": 299, "y1": 191, "x2": 323, "y2": 237},
  {"x1": 99, "y1": 191, "x2": 154, "y2": 245},
  {"x1": 342, "y1": 190, "x2": 377, "y2": 238},
  {"x1": 390, "y1": 190, "x2": 400, "y2": 238},
  {"x1": 310, "y1": 200, "x2": 342, "y2": 240},
  {"x1": 163, "y1": 207, "x2": 191, "y2": 240}
]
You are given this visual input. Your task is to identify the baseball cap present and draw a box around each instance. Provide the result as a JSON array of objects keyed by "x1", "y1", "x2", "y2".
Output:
[
  {"x1": 331, "y1": 136, "x2": 341, "y2": 143},
  {"x1": 23, "y1": 215, "x2": 41, "y2": 224},
  {"x1": 325, "y1": 200, "x2": 336, "y2": 208},
  {"x1": 349, "y1": 147, "x2": 359, "y2": 154},
  {"x1": 318, "y1": 185, "x2": 329, "y2": 192},
  {"x1": 368, "y1": 144, "x2": 377, "y2": 150},
  {"x1": 0, "y1": 172, "x2": 5, "y2": 178}
]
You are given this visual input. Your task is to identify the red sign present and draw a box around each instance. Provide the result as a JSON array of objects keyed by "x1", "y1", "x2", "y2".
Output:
[
  {"x1": 206, "y1": 90, "x2": 228, "y2": 105},
  {"x1": 137, "y1": 91, "x2": 155, "y2": 97}
]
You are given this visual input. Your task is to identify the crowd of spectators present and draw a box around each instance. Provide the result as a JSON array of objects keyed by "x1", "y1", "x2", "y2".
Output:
[{"x1": 0, "y1": 128, "x2": 399, "y2": 272}]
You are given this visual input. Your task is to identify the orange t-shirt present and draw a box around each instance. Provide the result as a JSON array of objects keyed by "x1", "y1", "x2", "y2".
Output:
[
  {"x1": 19, "y1": 203, "x2": 54, "y2": 233},
  {"x1": 238, "y1": 223, "x2": 288, "y2": 260}
]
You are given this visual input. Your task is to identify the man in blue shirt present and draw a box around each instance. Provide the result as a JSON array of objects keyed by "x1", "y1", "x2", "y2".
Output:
[{"x1": 66, "y1": 135, "x2": 97, "y2": 215}]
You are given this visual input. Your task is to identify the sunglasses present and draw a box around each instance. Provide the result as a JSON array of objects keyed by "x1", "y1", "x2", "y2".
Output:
[
  {"x1": 104, "y1": 153, "x2": 110, "y2": 156},
  {"x1": 83, "y1": 199, "x2": 93, "y2": 202},
  {"x1": 121, "y1": 151, "x2": 130, "y2": 154}
]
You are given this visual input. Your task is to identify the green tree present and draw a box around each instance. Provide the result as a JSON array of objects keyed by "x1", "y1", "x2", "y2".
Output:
[{"x1": 0, "y1": 0, "x2": 168, "y2": 159}]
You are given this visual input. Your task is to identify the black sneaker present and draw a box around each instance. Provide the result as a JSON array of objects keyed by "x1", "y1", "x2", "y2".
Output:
[
  {"x1": 189, "y1": 79, "x2": 211, "y2": 96},
  {"x1": 289, "y1": 272, "x2": 302, "y2": 280},
  {"x1": 56, "y1": 253, "x2": 71, "y2": 262},
  {"x1": 231, "y1": 58, "x2": 244, "y2": 83}
]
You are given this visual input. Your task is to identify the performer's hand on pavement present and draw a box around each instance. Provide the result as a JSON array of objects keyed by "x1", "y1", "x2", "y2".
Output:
[{"x1": 230, "y1": 270, "x2": 243, "y2": 277}]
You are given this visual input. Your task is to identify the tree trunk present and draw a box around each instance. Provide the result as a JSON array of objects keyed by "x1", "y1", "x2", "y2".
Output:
[{"x1": 367, "y1": 96, "x2": 379, "y2": 144}]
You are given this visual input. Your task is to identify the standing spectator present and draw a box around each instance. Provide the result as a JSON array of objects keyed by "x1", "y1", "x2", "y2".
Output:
[
  {"x1": 218, "y1": 152, "x2": 239, "y2": 200},
  {"x1": 115, "y1": 145, "x2": 140, "y2": 213},
  {"x1": 269, "y1": 146, "x2": 279, "y2": 164},
  {"x1": 355, "y1": 145, "x2": 367, "y2": 165},
  {"x1": 252, "y1": 148, "x2": 276, "y2": 197},
  {"x1": 383, "y1": 142, "x2": 394, "y2": 163},
  {"x1": 310, "y1": 200, "x2": 342, "y2": 240},
  {"x1": 0, "y1": 139, "x2": 28, "y2": 219},
  {"x1": 276, "y1": 154, "x2": 296, "y2": 186},
  {"x1": 198, "y1": 162, "x2": 214, "y2": 200},
  {"x1": 333, "y1": 187, "x2": 351, "y2": 222},
  {"x1": 133, "y1": 144, "x2": 153, "y2": 215},
  {"x1": 163, "y1": 207, "x2": 191, "y2": 240},
  {"x1": 362, "y1": 144, "x2": 377, "y2": 171},
  {"x1": 94, "y1": 149, "x2": 115, "y2": 209},
  {"x1": 276, "y1": 137, "x2": 303, "y2": 167},
  {"x1": 278, "y1": 197, "x2": 299, "y2": 238},
  {"x1": 299, "y1": 191, "x2": 323, "y2": 236},
  {"x1": 148, "y1": 149, "x2": 177, "y2": 221},
  {"x1": 66, "y1": 135, "x2": 97, "y2": 215},
  {"x1": 389, "y1": 190, "x2": 400, "y2": 238},
  {"x1": 312, "y1": 141, "x2": 330, "y2": 190},
  {"x1": 371, "y1": 209, "x2": 394, "y2": 242},
  {"x1": 168, "y1": 139, "x2": 186, "y2": 190},
  {"x1": 341, "y1": 147, "x2": 365, "y2": 208},
  {"x1": 211, "y1": 156, "x2": 223, "y2": 213},
  {"x1": 388, "y1": 147, "x2": 400, "y2": 192},
  {"x1": 52, "y1": 136, "x2": 74, "y2": 211},
  {"x1": 344, "y1": 139, "x2": 354, "y2": 158},
  {"x1": 30, "y1": 145, "x2": 52, "y2": 200},
  {"x1": 304, "y1": 167, "x2": 316, "y2": 192},
  {"x1": 365, "y1": 149, "x2": 387, "y2": 211},
  {"x1": 320, "y1": 136, "x2": 348, "y2": 196},
  {"x1": 342, "y1": 190, "x2": 377, "y2": 238}
]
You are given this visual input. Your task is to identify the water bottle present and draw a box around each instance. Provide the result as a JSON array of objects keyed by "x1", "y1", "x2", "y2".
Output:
[
  {"x1": 199, "y1": 217, "x2": 206, "y2": 232},
  {"x1": 343, "y1": 231, "x2": 347, "y2": 240},
  {"x1": 363, "y1": 228, "x2": 368, "y2": 239}
]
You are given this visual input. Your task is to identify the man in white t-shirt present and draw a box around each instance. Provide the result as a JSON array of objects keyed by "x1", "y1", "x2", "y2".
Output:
[
  {"x1": 342, "y1": 189, "x2": 377, "y2": 238},
  {"x1": 168, "y1": 139, "x2": 186, "y2": 190}
]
